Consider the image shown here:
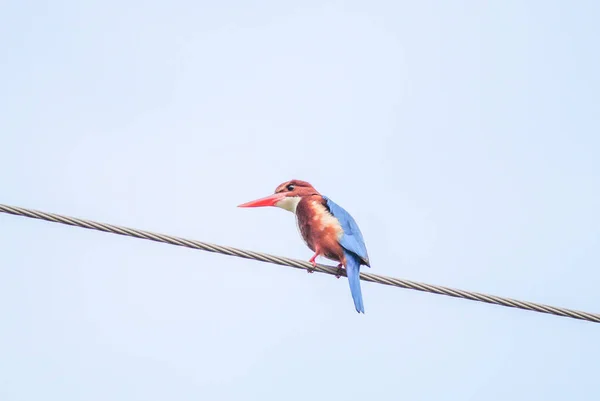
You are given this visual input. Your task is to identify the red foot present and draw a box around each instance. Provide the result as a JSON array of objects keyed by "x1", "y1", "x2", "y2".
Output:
[
  {"x1": 335, "y1": 263, "x2": 345, "y2": 279},
  {"x1": 307, "y1": 252, "x2": 319, "y2": 274}
]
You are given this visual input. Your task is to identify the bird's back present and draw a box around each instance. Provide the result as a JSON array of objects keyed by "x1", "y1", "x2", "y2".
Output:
[{"x1": 322, "y1": 196, "x2": 370, "y2": 267}]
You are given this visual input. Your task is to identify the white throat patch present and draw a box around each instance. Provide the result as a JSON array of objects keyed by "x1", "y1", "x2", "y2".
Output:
[{"x1": 275, "y1": 196, "x2": 301, "y2": 213}]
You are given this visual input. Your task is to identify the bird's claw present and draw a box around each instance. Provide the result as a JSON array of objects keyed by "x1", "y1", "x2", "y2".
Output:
[
  {"x1": 307, "y1": 260, "x2": 317, "y2": 274},
  {"x1": 335, "y1": 263, "x2": 345, "y2": 279}
]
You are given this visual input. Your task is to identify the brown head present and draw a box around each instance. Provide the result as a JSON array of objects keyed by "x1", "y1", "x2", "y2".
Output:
[{"x1": 238, "y1": 179, "x2": 320, "y2": 213}]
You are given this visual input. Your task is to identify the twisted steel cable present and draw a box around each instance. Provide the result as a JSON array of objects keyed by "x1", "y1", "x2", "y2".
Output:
[{"x1": 1, "y1": 203, "x2": 598, "y2": 324}]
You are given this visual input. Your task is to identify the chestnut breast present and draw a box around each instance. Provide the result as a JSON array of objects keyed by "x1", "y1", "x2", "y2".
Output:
[{"x1": 295, "y1": 195, "x2": 344, "y2": 261}]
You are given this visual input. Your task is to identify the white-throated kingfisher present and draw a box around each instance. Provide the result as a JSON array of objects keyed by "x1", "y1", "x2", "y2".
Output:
[{"x1": 238, "y1": 180, "x2": 370, "y2": 313}]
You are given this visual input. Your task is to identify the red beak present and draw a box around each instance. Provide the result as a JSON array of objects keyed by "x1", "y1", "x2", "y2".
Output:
[{"x1": 238, "y1": 193, "x2": 285, "y2": 208}]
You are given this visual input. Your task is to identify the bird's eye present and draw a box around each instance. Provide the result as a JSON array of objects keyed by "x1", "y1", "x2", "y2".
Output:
[{"x1": 286, "y1": 184, "x2": 295, "y2": 191}]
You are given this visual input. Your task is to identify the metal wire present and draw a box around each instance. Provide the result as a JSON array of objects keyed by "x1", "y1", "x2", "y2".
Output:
[{"x1": 1, "y1": 203, "x2": 598, "y2": 324}]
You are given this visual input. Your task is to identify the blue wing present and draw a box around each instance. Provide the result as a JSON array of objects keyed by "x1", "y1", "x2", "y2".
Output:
[{"x1": 323, "y1": 196, "x2": 370, "y2": 267}]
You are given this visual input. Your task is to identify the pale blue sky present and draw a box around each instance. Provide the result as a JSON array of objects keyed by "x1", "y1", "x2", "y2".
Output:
[{"x1": 1, "y1": 1, "x2": 599, "y2": 400}]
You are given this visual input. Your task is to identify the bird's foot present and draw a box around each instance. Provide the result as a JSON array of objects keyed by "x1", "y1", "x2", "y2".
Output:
[
  {"x1": 335, "y1": 263, "x2": 345, "y2": 279},
  {"x1": 307, "y1": 253, "x2": 319, "y2": 274}
]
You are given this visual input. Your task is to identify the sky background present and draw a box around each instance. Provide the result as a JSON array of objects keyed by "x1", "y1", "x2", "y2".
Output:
[{"x1": 1, "y1": 1, "x2": 599, "y2": 400}]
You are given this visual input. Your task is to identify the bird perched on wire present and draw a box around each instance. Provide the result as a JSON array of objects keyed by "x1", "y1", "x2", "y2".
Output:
[{"x1": 238, "y1": 180, "x2": 370, "y2": 313}]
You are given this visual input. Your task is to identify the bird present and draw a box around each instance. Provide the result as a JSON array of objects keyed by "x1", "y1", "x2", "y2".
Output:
[{"x1": 238, "y1": 179, "x2": 370, "y2": 313}]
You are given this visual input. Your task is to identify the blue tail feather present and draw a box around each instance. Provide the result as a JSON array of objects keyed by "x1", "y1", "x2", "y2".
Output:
[{"x1": 344, "y1": 251, "x2": 364, "y2": 313}]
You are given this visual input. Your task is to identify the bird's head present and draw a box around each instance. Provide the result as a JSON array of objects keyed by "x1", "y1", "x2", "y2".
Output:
[{"x1": 238, "y1": 180, "x2": 320, "y2": 213}]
